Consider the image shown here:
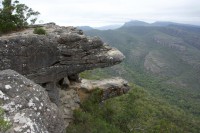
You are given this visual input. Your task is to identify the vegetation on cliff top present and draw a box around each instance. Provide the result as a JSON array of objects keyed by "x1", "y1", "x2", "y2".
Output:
[
  {"x1": 33, "y1": 27, "x2": 46, "y2": 35},
  {"x1": 0, "y1": 102, "x2": 10, "y2": 132},
  {"x1": 0, "y1": 0, "x2": 39, "y2": 33},
  {"x1": 0, "y1": 111, "x2": 10, "y2": 132}
]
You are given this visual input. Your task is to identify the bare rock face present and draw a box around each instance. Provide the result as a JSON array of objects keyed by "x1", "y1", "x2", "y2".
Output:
[
  {"x1": 0, "y1": 69, "x2": 65, "y2": 133},
  {"x1": 59, "y1": 89, "x2": 80, "y2": 127},
  {"x1": 0, "y1": 23, "x2": 124, "y2": 83},
  {"x1": 0, "y1": 23, "x2": 125, "y2": 105}
]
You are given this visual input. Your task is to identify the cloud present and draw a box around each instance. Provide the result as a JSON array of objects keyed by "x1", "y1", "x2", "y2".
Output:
[{"x1": 18, "y1": 0, "x2": 200, "y2": 26}]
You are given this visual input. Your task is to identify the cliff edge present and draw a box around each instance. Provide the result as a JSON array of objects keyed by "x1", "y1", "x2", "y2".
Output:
[{"x1": 0, "y1": 23, "x2": 129, "y2": 133}]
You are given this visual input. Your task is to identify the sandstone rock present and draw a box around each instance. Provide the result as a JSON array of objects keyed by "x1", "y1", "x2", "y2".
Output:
[
  {"x1": 0, "y1": 69, "x2": 65, "y2": 133},
  {"x1": 0, "y1": 23, "x2": 125, "y2": 104},
  {"x1": 59, "y1": 89, "x2": 80, "y2": 127},
  {"x1": 60, "y1": 77, "x2": 70, "y2": 87},
  {"x1": 70, "y1": 77, "x2": 130, "y2": 101},
  {"x1": 0, "y1": 24, "x2": 124, "y2": 83}
]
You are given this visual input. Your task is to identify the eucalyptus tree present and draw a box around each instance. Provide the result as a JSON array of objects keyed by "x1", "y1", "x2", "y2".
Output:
[{"x1": 0, "y1": 0, "x2": 40, "y2": 33}]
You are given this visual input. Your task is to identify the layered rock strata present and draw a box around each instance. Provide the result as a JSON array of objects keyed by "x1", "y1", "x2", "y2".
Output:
[
  {"x1": 0, "y1": 23, "x2": 128, "y2": 132},
  {"x1": 0, "y1": 23, "x2": 125, "y2": 105}
]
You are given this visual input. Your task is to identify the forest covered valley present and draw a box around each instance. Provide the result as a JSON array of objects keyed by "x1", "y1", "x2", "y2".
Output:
[{"x1": 67, "y1": 22, "x2": 200, "y2": 132}]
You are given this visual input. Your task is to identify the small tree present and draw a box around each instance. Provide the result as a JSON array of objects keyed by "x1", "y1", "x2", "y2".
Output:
[{"x1": 0, "y1": 0, "x2": 40, "y2": 33}]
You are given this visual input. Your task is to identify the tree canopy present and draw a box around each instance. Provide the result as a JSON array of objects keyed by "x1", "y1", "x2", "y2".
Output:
[{"x1": 0, "y1": 0, "x2": 40, "y2": 33}]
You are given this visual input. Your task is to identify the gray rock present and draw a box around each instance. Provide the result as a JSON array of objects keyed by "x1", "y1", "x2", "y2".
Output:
[
  {"x1": 60, "y1": 77, "x2": 70, "y2": 87},
  {"x1": 59, "y1": 89, "x2": 80, "y2": 127},
  {"x1": 0, "y1": 69, "x2": 65, "y2": 133},
  {"x1": 0, "y1": 24, "x2": 125, "y2": 104}
]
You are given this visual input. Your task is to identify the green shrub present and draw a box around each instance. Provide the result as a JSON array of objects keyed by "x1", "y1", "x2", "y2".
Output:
[
  {"x1": 0, "y1": 108, "x2": 11, "y2": 132},
  {"x1": 33, "y1": 27, "x2": 46, "y2": 35},
  {"x1": 67, "y1": 89, "x2": 122, "y2": 133}
]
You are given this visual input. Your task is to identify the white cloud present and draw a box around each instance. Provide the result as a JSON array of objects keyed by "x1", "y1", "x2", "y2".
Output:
[{"x1": 17, "y1": 0, "x2": 200, "y2": 26}]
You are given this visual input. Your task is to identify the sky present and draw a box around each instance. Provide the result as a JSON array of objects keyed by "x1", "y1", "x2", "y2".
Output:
[{"x1": 16, "y1": 0, "x2": 200, "y2": 27}]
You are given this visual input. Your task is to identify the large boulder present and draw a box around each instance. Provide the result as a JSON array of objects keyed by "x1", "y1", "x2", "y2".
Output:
[
  {"x1": 0, "y1": 23, "x2": 125, "y2": 104},
  {"x1": 0, "y1": 69, "x2": 65, "y2": 133}
]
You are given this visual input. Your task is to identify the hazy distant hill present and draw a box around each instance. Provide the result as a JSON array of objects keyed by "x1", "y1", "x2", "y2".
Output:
[
  {"x1": 83, "y1": 23, "x2": 200, "y2": 118},
  {"x1": 78, "y1": 21, "x2": 200, "y2": 31},
  {"x1": 77, "y1": 26, "x2": 94, "y2": 31},
  {"x1": 123, "y1": 20, "x2": 150, "y2": 27},
  {"x1": 95, "y1": 24, "x2": 122, "y2": 30},
  {"x1": 78, "y1": 24, "x2": 122, "y2": 31},
  {"x1": 123, "y1": 20, "x2": 200, "y2": 27},
  {"x1": 151, "y1": 21, "x2": 181, "y2": 26}
]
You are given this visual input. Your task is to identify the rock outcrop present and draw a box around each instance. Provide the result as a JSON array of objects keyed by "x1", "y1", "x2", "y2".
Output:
[
  {"x1": 0, "y1": 23, "x2": 128, "y2": 132},
  {"x1": 0, "y1": 23, "x2": 125, "y2": 105},
  {"x1": 58, "y1": 77, "x2": 130, "y2": 127},
  {"x1": 0, "y1": 69, "x2": 65, "y2": 133},
  {"x1": 69, "y1": 77, "x2": 130, "y2": 101}
]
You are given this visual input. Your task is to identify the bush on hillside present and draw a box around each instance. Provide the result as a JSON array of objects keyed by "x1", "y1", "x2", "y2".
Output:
[
  {"x1": 0, "y1": 108, "x2": 10, "y2": 132},
  {"x1": 67, "y1": 85, "x2": 200, "y2": 133},
  {"x1": 33, "y1": 27, "x2": 46, "y2": 35}
]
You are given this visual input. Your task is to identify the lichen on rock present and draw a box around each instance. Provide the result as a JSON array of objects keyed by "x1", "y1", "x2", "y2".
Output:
[{"x1": 0, "y1": 69, "x2": 65, "y2": 133}]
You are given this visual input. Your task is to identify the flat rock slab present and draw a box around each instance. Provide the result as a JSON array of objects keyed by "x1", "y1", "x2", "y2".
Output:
[{"x1": 70, "y1": 77, "x2": 130, "y2": 101}]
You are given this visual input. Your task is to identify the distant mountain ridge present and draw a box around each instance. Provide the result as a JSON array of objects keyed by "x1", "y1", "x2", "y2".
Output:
[
  {"x1": 77, "y1": 26, "x2": 94, "y2": 31},
  {"x1": 123, "y1": 20, "x2": 149, "y2": 27},
  {"x1": 123, "y1": 20, "x2": 180, "y2": 27},
  {"x1": 83, "y1": 23, "x2": 200, "y2": 120},
  {"x1": 67, "y1": 21, "x2": 200, "y2": 132},
  {"x1": 78, "y1": 24, "x2": 122, "y2": 31},
  {"x1": 123, "y1": 20, "x2": 200, "y2": 27},
  {"x1": 78, "y1": 21, "x2": 200, "y2": 31},
  {"x1": 95, "y1": 24, "x2": 122, "y2": 30}
]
